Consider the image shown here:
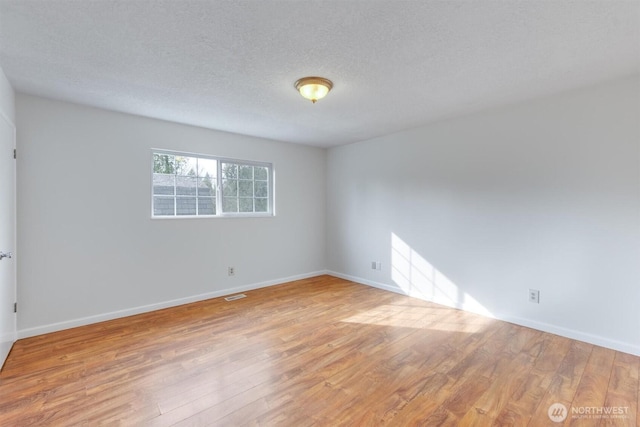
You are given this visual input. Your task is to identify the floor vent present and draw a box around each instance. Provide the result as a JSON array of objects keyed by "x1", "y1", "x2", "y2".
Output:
[{"x1": 224, "y1": 294, "x2": 247, "y2": 302}]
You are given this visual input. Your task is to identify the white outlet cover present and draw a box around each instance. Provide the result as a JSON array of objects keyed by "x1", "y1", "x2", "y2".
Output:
[{"x1": 529, "y1": 289, "x2": 540, "y2": 303}]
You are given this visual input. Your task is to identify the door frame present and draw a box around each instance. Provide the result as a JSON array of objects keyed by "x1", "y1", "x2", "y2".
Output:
[{"x1": 0, "y1": 108, "x2": 16, "y2": 369}]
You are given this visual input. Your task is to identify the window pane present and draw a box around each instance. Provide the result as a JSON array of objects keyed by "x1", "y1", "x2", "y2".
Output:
[
  {"x1": 254, "y1": 180, "x2": 268, "y2": 197},
  {"x1": 198, "y1": 197, "x2": 215, "y2": 215},
  {"x1": 223, "y1": 179, "x2": 237, "y2": 196},
  {"x1": 153, "y1": 196, "x2": 174, "y2": 216},
  {"x1": 153, "y1": 152, "x2": 272, "y2": 218},
  {"x1": 198, "y1": 177, "x2": 215, "y2": 197},
  {"x1": 238, "y1": 180, "x2": 253, "y2": 197},
  {"x1": 176, "y1": 156, "x2": 197, "y2": 176},
  {"x1": 239, "y1": 165, "x2": 253, "y2": 180},
  {"x1": 254, "y1": 166, "x2": 268, "y2": 180},
  {"x1": 222, "y1": 163, "x2": 237, "y2": 179},
  {"x1": 153, "y1": 173, "x2": 175, "y2": 195},
  {"x1": 197, "y1": 158, "x2": 217, "y2": 178},
  {"x1": 176, "y1": 176, "x2": 197, "y2": 195},
  {"x1": 154, "y1": 154, "x2": 176, "y2": 174},
  {"x1": 176, "y1": 197, "x2": 196, "y2": 215},
  {"x1": 223, "y1": 197, "x2": 238, "y2": 212},
  {"x1": 239, "y1": 198, "x2": 253, "y2": 212},
  {"x1": 255, "y1": 198, "x2": 268, "y2": 212}
]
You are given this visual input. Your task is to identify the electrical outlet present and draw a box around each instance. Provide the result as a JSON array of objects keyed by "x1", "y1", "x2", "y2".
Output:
[
  {"x1": 529, "y1": 289, "x2": 540, "y2": 304},
  {"x1": 228, "y1": 267, "x2": 235, "y2": 276},
  {"x1": 371, "y1": 261, "x2": 377, "y2": 270},
  {"x1": 376, "y1": 262, "x2": 382, "y2": 271}
]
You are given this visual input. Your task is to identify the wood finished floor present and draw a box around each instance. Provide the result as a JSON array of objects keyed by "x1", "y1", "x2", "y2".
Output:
[{"x1": 0, "y1": 275, "x2": 638, "y2": 426}]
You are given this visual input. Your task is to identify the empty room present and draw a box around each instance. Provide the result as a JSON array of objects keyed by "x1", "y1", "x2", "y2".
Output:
[{"x1": 0, "y1": 1, "x2": 638, "y2": 426}]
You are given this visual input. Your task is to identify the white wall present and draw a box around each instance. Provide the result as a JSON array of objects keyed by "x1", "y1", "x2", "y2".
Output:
[
  {"x1": 327, "y1": 75, "x2": 640, "y2": 355},
  {"x1": 16, "y1": 94, "x2": 326, "y2": 336}
]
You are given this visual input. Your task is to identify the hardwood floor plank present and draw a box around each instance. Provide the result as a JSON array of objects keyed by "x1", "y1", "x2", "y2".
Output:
[
  {"x1": 527, "y1": 340, "x2": 594, "y2": 427},
  {"x1": 568, "y1": 346, "x2": 616, "y2": 426},
  {"x1": 459, "y1": 354, "x2": 535, "y2": 426},
  {"x1": 0, "y1": 275, "x2": 637, "y2": 426},
  {"x1": 376, "y1": 322, "x2": 518, "y2": 425},
  {"x1": 493, "y1": 334, "x2": 573, "y2": 426},
  {"x1": 600, "y1": 352, "x2": 638, "y2": 427}
]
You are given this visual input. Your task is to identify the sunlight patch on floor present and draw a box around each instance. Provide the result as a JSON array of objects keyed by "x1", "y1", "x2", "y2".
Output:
[{"x1": 341, "y1": 304, "x2": 493, "y2": 332}]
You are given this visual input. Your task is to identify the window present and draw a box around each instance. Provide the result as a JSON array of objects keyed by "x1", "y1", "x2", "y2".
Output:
[{"x1": 152, "y1": 150, "x2": 273, "y2": 217}]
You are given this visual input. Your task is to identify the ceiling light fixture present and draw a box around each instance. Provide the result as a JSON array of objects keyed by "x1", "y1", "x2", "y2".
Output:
[{"x1": 294, "y1": 77, "x2": 333, "y2": 103}]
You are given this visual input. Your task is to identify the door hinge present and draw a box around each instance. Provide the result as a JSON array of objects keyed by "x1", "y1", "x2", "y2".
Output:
[
  {"x1": 13, "y1": 149, "x2": 16, "y2": 159},
  {"x1": 13, "y1": 302, "x2": 17, "y2": 313}
]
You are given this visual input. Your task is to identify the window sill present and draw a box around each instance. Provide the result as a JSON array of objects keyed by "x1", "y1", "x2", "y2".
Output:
[{"x1": 151, "y1": 213, "x2": 275, "y2": 220}]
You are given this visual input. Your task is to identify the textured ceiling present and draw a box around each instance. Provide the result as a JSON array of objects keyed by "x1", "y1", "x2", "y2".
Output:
[{"x1": 0, "y1": 1, "x2": 638, "y2": 148}]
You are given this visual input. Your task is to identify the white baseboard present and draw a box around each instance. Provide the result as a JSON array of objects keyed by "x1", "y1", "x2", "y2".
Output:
[
  {"x1": 18, "y1": 270, "x2": 639, "y2": 356},
  {"x1": 328, "y1": 270, "x2": 402, "y2": 295},
  {"x1": 326, "y1": 271, "x2": 640, "y2": 357},
  {"x1": 17, "y1": 271, "x2": 327, "y2": 340},
  {"x1": 497, "y1": 315, "x2": 640, "y2": 357}
]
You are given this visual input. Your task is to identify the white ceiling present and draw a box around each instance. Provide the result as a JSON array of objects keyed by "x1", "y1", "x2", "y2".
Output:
[{"x1": 0, "y1": 1, "x2": 638, "y2": 148}]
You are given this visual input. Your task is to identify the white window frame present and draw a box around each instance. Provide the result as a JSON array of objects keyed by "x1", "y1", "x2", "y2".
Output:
[{"x1": 151, "y1": 149, "x2": 274, "y2": 218}]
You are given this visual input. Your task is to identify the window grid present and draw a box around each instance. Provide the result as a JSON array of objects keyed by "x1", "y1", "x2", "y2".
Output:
[
  {"x1": 220, "y1": 162, "x2": 270, "y2": 214},
  {"x1": 152, "y1": 151, "x2": 272, "y2": 218}
]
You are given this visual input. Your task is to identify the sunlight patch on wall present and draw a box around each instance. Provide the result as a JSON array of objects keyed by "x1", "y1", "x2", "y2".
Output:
[{"x1": 391, "y1": 232, "x2": 492, "y2": 317}]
